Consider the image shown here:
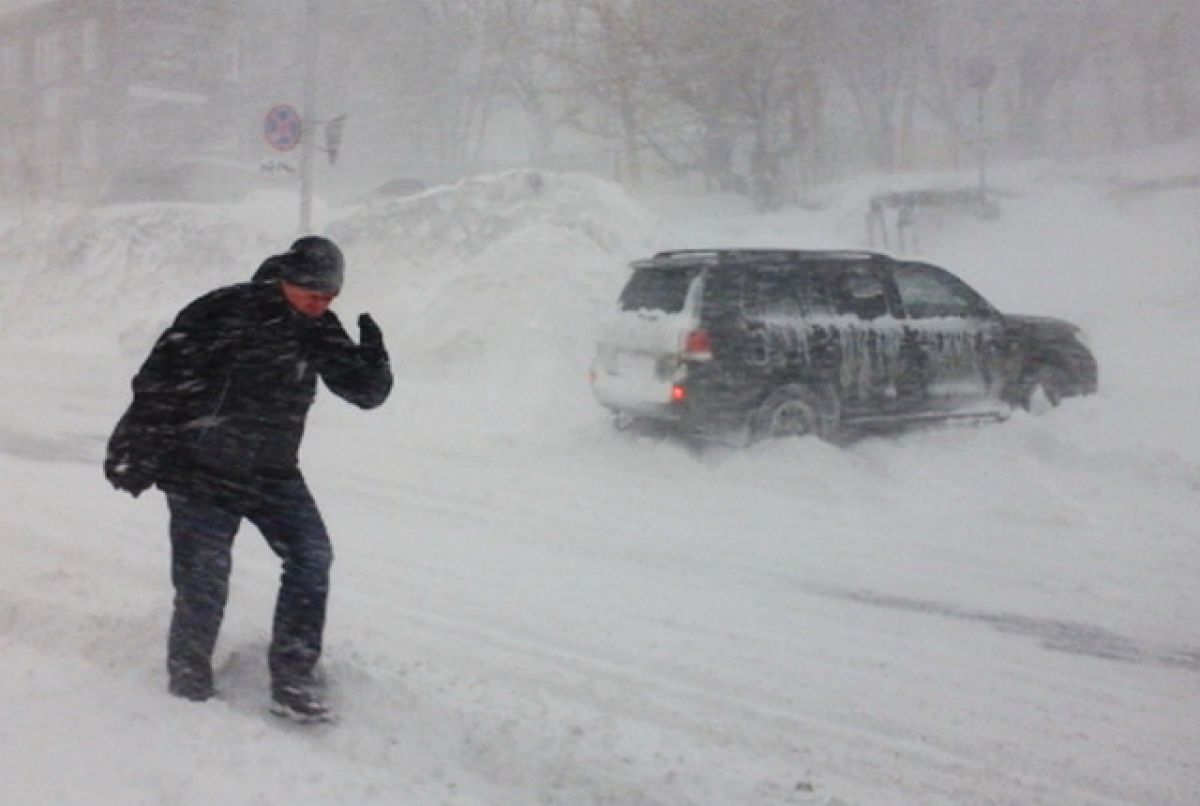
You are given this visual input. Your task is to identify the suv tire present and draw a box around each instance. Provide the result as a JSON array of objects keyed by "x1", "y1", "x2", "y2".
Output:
[
  {"x1": 1021, "y1": 361, "x2": 1070, "y2": 412},
  {"x1": 749, "y1": 383, "x2": 840, "y2": 443}
]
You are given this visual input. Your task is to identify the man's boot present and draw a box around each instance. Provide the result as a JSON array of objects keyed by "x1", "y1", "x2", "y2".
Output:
[
  {"x1": 168, "y1": 662, "x2": 214, "y2": 702},
  {"x1": 270, "y1": 679, "x2": 332, "y2": 723}
]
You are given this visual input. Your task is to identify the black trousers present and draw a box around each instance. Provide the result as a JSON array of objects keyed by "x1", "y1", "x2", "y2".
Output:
[{"x1": 165, "y1": 474, "x2": 333, "y2": 692}]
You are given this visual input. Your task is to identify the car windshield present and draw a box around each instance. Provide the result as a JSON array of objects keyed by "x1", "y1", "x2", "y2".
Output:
[{"x1": 619, "y1": 266, "x2": 700, "y2": 313}]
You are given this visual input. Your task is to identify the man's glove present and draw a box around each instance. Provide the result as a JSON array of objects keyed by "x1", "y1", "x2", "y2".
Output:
[
  {"x1": 357, "y1": 313, "x2": 388, "y2": 366},
  {"x1": 104, "y1": 452, "x2": 155, "y2": 498}
]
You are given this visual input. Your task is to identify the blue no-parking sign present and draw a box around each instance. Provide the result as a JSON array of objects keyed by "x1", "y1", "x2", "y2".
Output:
[{"x1": 263, "y1": 104, "x2": 303, "y2": 152}]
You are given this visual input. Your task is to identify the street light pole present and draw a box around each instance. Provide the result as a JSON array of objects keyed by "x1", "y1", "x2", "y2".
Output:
[
  {"x1": 977, "y1": 88, "x2": 987, "y2": 198},
  {"x1": 299, "y1": 0, "x2": 318, "y2": 235},
  {"x1": 963, "y1": 54, "x2": 996, "y2": 210}
]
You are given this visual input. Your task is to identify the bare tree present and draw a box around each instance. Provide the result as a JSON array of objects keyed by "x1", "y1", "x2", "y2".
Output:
[
  {"x1": 327, "y1": 0, "x2": 496, "y2": 181},
  {"x1": 986, "y1": 2, "x2": 1096, "y2": 157},
  {"x1": 571, "y1": 0, "x2": 824, "y2": 208},
  {"x1": 473, "y1": 0, "x2": 590, "y2": 167},
  {"x1": 551, "y1": 0, "x2": 663, "y2": 184},
  {"x1": 821, "y1": 0, "x2": 930, "y2": 173},
  {"x1": 641, "y1": 1, "x2": 793, "y2": 205},
  {"x1": 916, "y1": 1, "x2": 997, "y2": 171},
  {"x1": 280, "y1": 0, "x2": 1200, "y2": 199},
  {"x1": 1129, "y1": 0, "x2": 1200, "y2": 143}
]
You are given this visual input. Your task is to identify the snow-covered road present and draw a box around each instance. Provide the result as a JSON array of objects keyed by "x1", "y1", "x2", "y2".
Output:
[{"x1": 2, "y1": 152, "x2": 1198, "y2": 804}]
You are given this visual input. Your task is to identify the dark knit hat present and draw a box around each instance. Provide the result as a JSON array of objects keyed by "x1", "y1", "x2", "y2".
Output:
[{"x1": 278, "y1": 235, "x2": 344, "y2": 294}]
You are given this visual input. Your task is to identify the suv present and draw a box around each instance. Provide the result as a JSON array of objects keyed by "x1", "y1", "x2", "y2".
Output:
[{"x1": 589, "y1": 249, "x2": 1097, "y2": 442}]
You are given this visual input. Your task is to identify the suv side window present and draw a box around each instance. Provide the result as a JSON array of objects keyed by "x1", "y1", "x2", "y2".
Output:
[
  {"x1": 742, "y1": 266, "x2": 833, "y2": 319},
  {"x1": 892, "y1": 263, "x2": 982, "y2": 319},
  {"x1": 742, "y1": 269, "x2": 796, "y2": 319},
  {"x1": 831, "y1": 265, "x2": 889, "y2": 319}
]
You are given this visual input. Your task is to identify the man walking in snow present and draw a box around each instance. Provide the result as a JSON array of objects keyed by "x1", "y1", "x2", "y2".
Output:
[{"x1": 104, "y1": 236, "x2": 392, "y2": 722}]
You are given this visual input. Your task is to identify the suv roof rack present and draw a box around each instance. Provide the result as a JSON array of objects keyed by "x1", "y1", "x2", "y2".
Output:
[{"x1": 636, "y1": 248, "x2": 889, "y2": 268}]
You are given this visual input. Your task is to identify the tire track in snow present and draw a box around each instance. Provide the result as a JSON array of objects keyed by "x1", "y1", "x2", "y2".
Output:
[{"x1": 805, "y1": 585, "x2": 1200, "y2": 674}]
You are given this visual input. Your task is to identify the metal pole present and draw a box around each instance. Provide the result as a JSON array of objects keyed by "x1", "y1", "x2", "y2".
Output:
[
  {"x1": 977, "y1": 89, "x2": 987, "y2": 197},
  {"x1": 299, "y1": 0, "x2": 318, "y2": 235}
]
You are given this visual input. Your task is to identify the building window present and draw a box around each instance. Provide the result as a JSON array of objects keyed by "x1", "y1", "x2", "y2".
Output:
[
  {"x1": 35, "y1": 31, "x2": 62, "y2": 83},
  {"x1": 1, "y1": 44, "x2": 19, "y2": 87},
  {"x1": 0, "y1": 127, "x2": 10, "y2": 174},
  {"x1": 80, "y1": 119, "x2": 98, "y2": 166},
  {"x1": 42, "y1": 88, "x2": 60, "y2": 119},
  {"x1": 34, "y1": 124, "x2": 56, "y2": 168},
  {"x1": 82, "y1": 19, "x2": 99, "y2": 72},
  {"x1": 223, "y1": 46, "x2": 239, "y2": 82}
]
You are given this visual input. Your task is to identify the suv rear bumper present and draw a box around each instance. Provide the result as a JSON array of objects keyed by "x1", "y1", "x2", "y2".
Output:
[
  {"x1": 593, "y1": 372, "x2": 751, "y2": 436},
  {"x1": 591, "y1": 375, "x2": 681, "y2": 420}
]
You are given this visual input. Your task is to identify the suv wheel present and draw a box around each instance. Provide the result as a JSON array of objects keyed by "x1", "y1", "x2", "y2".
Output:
[
  {"x1": 750, "y1": 383, "x2": 839, "y2": 442},
  {"x1": 1022, "y1": 362, "x2": 1069, "y2": 413}
]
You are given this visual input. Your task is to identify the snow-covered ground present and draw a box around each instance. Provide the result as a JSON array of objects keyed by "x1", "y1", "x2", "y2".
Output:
[{"x1": 1, "y1": 149, "x2": 1198, "y2": 805}]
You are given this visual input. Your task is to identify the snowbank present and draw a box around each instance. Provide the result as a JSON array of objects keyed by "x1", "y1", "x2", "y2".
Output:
[
  {"x1": 0, "y1": 173, "x2": 662, "y2": 393},
  {"x1": 0, "y1": 198, "x2": 296, "y2": 345},
  {"x1": 328, "y1": 169, "x2": 661, "y2": 266}
]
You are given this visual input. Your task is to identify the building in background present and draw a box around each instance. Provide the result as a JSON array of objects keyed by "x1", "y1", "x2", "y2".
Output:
[
  {"x1": 0, "y1": 0, "x2": 297, "y2": 203},
  {"x1": 0, "y1": 0, "x2": 502, "y2": 207}
]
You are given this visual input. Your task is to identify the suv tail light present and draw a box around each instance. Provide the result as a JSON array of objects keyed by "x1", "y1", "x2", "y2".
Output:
[{"x1": 681, "y1": 329, "x2": 713, "y2": 362}]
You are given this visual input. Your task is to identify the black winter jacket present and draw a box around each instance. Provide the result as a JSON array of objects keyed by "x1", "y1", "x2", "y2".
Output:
[{"x1": 107, "y1": 278, "x2": 392, "y2": 508}]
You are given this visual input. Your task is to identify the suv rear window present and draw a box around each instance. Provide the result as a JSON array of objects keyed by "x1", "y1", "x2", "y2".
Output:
[{"x1": 619, "y1": 267, "x2": 700, "y2": 313}]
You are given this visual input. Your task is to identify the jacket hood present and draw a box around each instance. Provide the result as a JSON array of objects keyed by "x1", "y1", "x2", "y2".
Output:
[{"x1": 252, "y1": 255, "x2": 289, "y2": 283}]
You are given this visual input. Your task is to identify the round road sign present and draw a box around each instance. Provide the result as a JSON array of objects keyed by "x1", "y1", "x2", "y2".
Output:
[{"x1": 264, "y1": 104, "x2": 303, "y2": 152}]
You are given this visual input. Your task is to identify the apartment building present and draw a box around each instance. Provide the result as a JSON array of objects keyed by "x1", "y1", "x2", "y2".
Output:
[{"x1": 0, "y1": 0, "x2": 288, "y2": 202}]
